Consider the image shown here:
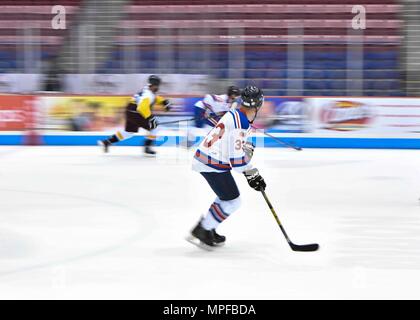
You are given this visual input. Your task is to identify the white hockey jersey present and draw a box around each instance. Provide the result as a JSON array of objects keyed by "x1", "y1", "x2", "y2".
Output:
[
  {"x1": 192, "y1": 109, "x2": 254, "y2": 174},
  {"x1": 195, "y1": 94, "x2": 234, "y2": 115},
  {"x1": 131, "y1": 85, "x2": 157, "y2": 108}
]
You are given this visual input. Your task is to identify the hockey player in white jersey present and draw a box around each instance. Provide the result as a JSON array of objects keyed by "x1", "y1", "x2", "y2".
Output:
[
  {"x1": 184, "y1": 86, "x2": 241, "y2": 147},
  {"x1": 187, "y1": 85, "x2": 266, "y2": 250}
]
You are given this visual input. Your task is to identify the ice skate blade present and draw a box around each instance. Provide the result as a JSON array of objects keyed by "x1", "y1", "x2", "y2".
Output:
[
  {"x1": 97, "y1": 140, "x2": 109, "y2": 153},
  {"x1": 186, "y1": 235, "x2": 214, "y2": 251},
  {"x1": 144, "y1": 153, "x2": 156, "y2": 157}
]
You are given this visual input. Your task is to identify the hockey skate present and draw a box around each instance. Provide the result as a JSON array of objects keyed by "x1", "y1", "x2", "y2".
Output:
[
  {"x1": 144, "y1": 146, "x2": 156, "y2": 156},
  {"x1": 212, "y1": 230, "x2": 226, "y2": 246},
  {"x1": 144, "y1": 139, "x2": 157, "y2": 156},
  {"x1": 186, "y1": 222, "x2": 216, "y2": 251},
  {"x1": 98, "y1": 140, "x2": 110, "y2": 153}
]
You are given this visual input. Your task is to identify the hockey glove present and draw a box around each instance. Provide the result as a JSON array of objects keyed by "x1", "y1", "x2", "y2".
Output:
[
  {"x1": 163, "y1": 99, "x2": 172, "y2": 112},
  {"x1": 148, "y1": 116, "x2": 158, "y2": 130},
  {"x1": 244, "y1": 168, "x2": 266, "y2": 191},
  {"x1": 243, "y1": 142, "x2": 255, "y2": 161}
]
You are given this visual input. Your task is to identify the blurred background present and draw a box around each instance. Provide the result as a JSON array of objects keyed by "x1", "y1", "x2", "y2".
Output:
[
  {"x1": 0, "y1": 0, "x2": 407, "y2": 96},
  {"x1": 0, "y1": 0, "x2": 419, "y2": 148}
]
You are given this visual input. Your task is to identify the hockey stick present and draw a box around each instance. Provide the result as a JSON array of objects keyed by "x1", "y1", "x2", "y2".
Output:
[
  {"x1": 158, "y1": 117, "x2": 196, "y2": 126},
  {"x1": 261, "y1": 190, "x2": 319, "y2": 252},
  {"x1": 251, "y1": 126, "x2": 302, "y2": 151},
  {"x1": 159, "y1": 114, "x2": 302, "y2": 151},
  {"x1": 127, "y1": 108, "x2": 195, "y2": 126},
  {"x1": 204, "y1": 113, "x2": 302, "y2": 151}
]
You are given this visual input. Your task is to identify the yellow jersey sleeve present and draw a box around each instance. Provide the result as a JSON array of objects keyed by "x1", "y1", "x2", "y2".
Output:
[
  {"x1": 136, "y1": 97, "x2": 152, "y2": 118},
  {"x1": 155, "y1": 96, "x2": 166, "y2": 105}
]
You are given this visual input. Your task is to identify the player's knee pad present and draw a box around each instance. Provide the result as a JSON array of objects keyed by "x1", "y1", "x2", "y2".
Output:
[
  {"x1": 148, "y1": 129, "x2": 158, "y2": 139},
  {"x1": 117, "y1": 130, "x2": 134, "y2": 140},
  {"x1": 216, "y1": 196, "x2": 241, "y2": 215}
]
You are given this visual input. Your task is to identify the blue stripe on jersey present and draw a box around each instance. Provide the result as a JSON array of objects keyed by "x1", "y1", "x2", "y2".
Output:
[
  {"x1": 236, "y1": 109, "x2": 250, "y2": 130},
  {"x1": 229, "y1": 111, "x2": 238, "y2": 129}
]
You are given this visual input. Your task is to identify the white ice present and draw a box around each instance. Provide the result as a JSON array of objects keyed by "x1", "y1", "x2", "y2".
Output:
[{"x1": 0, "y1": 145, "x2": 420, "y2": 299}]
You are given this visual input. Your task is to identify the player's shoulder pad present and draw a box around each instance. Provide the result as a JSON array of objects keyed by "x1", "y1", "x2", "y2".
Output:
[
  {"x1": 203, "y1": 94, "x2": 215, "y2": 103},
  {"x1": 206, "y1": 94, "x2": 225, "y2": 103},
  {"x1": 228, "y1": 109, "x2": 250, "y2": 130},
  {"x1": 143, "y1": 88, "x2": 155, "y2": 99},
  {"x1": 220, "y1": 94, "x2": 229, "y2": 102}
]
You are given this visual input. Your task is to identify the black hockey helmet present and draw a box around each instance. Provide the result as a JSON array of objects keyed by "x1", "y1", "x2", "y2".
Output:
[
  {"x1": 227, "y1": 85, "x2": 240, "y2": 97},
  {"x1": 241, "y1": 85, "x2": 264, "y2": 109},
  {"x1": 148, "y1": 75, "x2": 161, "y2": 86}
]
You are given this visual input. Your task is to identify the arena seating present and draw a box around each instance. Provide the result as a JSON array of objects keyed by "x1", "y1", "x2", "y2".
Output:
[
  {"x1": 0, "y1": 1, "x2": 81, "y2": 73},
  {"x1": 0, "y1": 0, "x2": 402, "y2": 96},
  {"x1": 131, "y1": 0, "x2": 396, "y2": 4},
  {"x1": 101, "y1": 0, "x2": 402, "y2": 96}
]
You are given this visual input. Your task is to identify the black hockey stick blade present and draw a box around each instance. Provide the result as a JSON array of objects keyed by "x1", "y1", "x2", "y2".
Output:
[
  {"x1": 290, "y1": 243, "x2": 319, "y2": 252},
  {"x1": 261, "y1": 190, "x2": 319, "y2": 252}
]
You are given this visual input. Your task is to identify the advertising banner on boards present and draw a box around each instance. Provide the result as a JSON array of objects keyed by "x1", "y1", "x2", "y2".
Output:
[
  {"x1": 1, "y1": 94, "x2": 420, "y2": 148},
  {"x1": 0, "y1": 95, "x2": 37, "y2": 131},
  {"x1": 306, "y1": 97, "x2": 420, "y2": 134}
]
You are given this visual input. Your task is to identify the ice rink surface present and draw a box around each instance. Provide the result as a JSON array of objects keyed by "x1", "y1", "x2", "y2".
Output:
[{"x1": 0, "y1": 145, "x2": 420, "y2": 299}]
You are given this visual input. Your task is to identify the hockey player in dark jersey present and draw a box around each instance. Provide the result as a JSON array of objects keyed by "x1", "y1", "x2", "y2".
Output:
[{"x1": 99, "y1": 75, "x2": 171, "y2": 155}]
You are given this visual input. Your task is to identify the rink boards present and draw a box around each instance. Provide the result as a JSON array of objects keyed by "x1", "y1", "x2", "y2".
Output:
[
  {"x1": 1, "y1": 94, "x2": 420, "y2": 148},
  {"x1": 1, "y1": 132, "x2": 420, "y2": 149}
]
